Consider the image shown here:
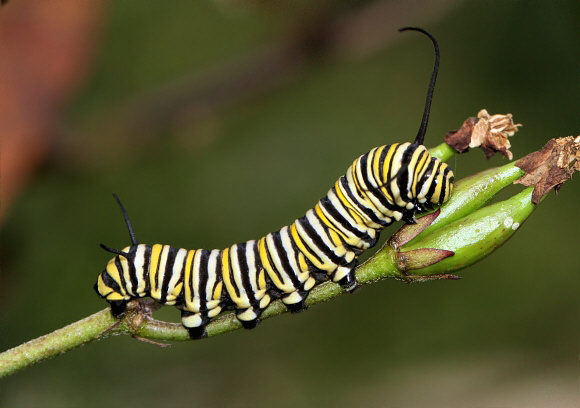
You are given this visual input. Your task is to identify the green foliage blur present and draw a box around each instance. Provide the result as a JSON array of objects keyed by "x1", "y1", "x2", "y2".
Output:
[{"x1": 2, "y1": 1, "x2": 578, "y2": 406}]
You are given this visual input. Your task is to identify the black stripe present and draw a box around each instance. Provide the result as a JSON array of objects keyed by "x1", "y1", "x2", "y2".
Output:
[
  {"x1": 178, "y1": 250, "x2": 188, "y2": 301},
  {"x1": 273, "y1": 230, "x2": 301, "y2": 287},
  {"x1": 417, "y1": 157, "x2": 435, "y2": 193},
  {"x1": 152, "y1": 246, "x2": 163, "y2": 295},
  {"x1": 426, "y1": 159, "x2": 440, "y2": 201},
  {"x1": 262, "y1": 233, "x2": 285, "y2": 285},
  {"x1": 339, "y1": 176, "x2": 389, "y2": 227},
  {"x1": 438, "y1": 165, "x2": 452, "y2": 203},
  {"x1": 367, "y1": 148, "x2": 380, "y2": 188},
  {"x1": 396, "y1": 144, "x2": 416, "y2": 202},
  {"x1": 381, "y1": 143, "x2": 404, "y2": 203},
  {"x1": 226, "y1": 248, "x2": 241, "y2": 300},
  {"x1": 320, "y1": 195, "x2": 372, "y2": 243},
  {"x1": 292, "y1": 219, "x2": 323, "y2": 265},
  {"x1": 126, "y1": 246, "x2": 139, "y2": 295},
  {"x1": 114, "y1": 256, "x2": 128, "y2": 295},
  {"x1": 382, "y1": 144, "x2": 399, "y2": 190},
  {"x1": 214, "y1": 250, "x2": 224, "y2": 303},
  {"x1": 253, "y1": 240, "x2": 268, "y2": 289},
  {"x1": 142, "y1": 245, "x2": 152, "y2": 293},
  {"x1": 236, "y1": 242, "x2": 257, "y2": 303},
  {"x1": 160, "y1": 246, "x2": 179, "y2": 304},
  {"x1": 197, "y1": 250, "x2": 209, "y2": 309},
  {"x1": 410, "y1": 148, "x2": 428, "y2": 197},
  {"x1": 414, "y1": 150, "x2": 431, "y2": 195},
  {"x1": 358, "y1": 152, "x2": 371, "y2": 189},
  {"x1": 101, "y1": 270, "x2": 122, "y2": 296},
  {"x1": 358, "y1": 149, "x2": 402, "y2": 217},
  {"x1": 446, "y1": 166, "x2": 454, "y2": 184},
  {"x1": 377, "y1": 146, "x2": 389, "y2": 185},
  {"x1": 298, "y1": 216, "x2": 343, "y2": 264}
]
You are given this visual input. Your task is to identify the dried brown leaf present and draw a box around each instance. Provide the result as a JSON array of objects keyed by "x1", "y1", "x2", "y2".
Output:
[
  {"x1": 445, "y1": 117, "x2": 477, "y2": 153},
  {"x1": 515, "y1": 136, "x2": 580, "y2": 204}
]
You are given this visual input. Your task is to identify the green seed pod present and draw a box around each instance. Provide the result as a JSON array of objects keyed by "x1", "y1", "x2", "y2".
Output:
[
  {"x1": 413, "y1": 162, "x2": 525, "y2": 242},
  {"x1": 398, "y1": 187, "x2": 537, "y2": 277}
]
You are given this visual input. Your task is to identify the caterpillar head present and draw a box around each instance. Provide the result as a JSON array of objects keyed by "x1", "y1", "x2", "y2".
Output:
[
  {"x1": 415, "y1": 157, "x2": 454, "y2": 209},
  {"x1": 95, "y1": 193, "x2": 139, "y2": 317}
]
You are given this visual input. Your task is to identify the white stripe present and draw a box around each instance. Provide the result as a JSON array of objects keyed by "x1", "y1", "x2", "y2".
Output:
[
  {"x1": 280, "y1": 227, "x2": 309, "y2": 283},
  {"x1": 190, "y1": 250, "x2": 202, "y2": 311},
  {"x1": 230, "y1": 244, "x2": 249, "y2": 306},
  {"x1": 246, "y1": 240, "x2": 264, "y2": 297},
  {"x1": 134, "y1": 245, "x2": 147, "y2": 296},
  {"x1": 266, "y1": 233, "x2": 295, "y2": 292},
  {"x1": 206, "y1": 250, "x2": 220, "y2": 302},
  {"x1": 165, "y1": 248, "x2": 186, "y2": 303},
  {"x1": 342, "y1": 171, "x2": 384, "y2": 230}
]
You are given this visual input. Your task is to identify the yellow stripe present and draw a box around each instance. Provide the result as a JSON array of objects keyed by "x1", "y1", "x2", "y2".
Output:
[
  {"x1": 412, "y1": 149, "x2": 430, "y2": 196},
  {"x1": 169, "y1": 282, "x2": 183, "y2": 301},
  {"x1": 149, "y1": 244, "x2": 163, "y2": 298},
  {"x1": 120, "y1": 257, "x2": 130, "y2": 293},
  {"x1": 315, "y1": 204, "x2": 348, "y2": 241},
  {"x1": 405, "y1": 146, "x2": 425, "y2": 197},
  {"x1": 347, "y1": 207, "x2": 364, "y2": 226},
  {"x1": 298, "y1": 252, "x2": 308, "y2": 271},
  {"x1": 258, "y1": 269, "x2": 266, "y2": 290},
  {"x1": 258, "y1": 237, "x2": 274, "y2": 275},
  {"x1": 105, "y1": 259, "x2": 121, "y2": 288},
  {"x1": 221, "y1": 248, "x2": 241, "y2": 304},
  {"x1": 316, "y1": 202, "x2": 361, "y2": 248},
  {"x1": 434, "y1": 174, "x2": 444, "y2": 201},
  {"x1": 290, "y1": 222, "x2": 324, "y2": 269},
  {"x1": 259, "y1": 236, "x2": 286, "y2": 289},
  {"x1": 336, "y1": 189, "x2": 366, "y2": 227},
  {"x1": 328, "y1": 229, "x2": 346, "y2": 255},
  {"x1": 97, "y1": 276, "x2": 113, "y2": 297},
  {"x1": 106, "y1": 292, "x2": 125, "y2": 301},
  {"x1": 334, "y1": 180, "x2": 365, "y2": 224},
  {"x1": 405, "y1": 149, "x2": 420, "y2": 198},
  {"x1": 213, "y1": 281, "x2": 223, "y2": 301},
  {"x1": 184, "y1": 250, "x2": 195, "y2": 305},
  {"x1": 380, "y1": 144, "x2": 398, "y2": 200}
]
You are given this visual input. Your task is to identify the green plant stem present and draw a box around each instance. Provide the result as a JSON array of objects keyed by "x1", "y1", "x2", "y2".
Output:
[
  {"x1": 428, "y1": 142, "x2": 455, "y2": 161},
  {"x1": 0, "y1": 310, "x2": 119, "y2": 378}
]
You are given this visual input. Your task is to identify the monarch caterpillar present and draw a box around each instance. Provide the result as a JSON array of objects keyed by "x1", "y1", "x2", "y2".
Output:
[{"x1": 95, "y1": 27, "x2": 454, "y2": 339}]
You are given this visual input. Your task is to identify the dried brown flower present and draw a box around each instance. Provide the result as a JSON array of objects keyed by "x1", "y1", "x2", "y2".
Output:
[{"x1": 445, "y1": 109, "x2": 521, "y2": 159}]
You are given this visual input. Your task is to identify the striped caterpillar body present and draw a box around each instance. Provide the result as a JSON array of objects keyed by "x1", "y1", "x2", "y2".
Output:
[{"x1": 95, "y1": 27, "x2": 455, "y2": 339}]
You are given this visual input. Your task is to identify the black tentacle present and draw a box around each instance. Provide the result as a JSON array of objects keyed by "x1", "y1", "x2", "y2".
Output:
[{"x1": 398, "y1": 26, "x2": 440, "y2": 146}]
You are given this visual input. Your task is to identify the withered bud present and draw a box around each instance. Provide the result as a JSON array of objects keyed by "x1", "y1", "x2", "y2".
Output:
[
  {"x1": 445, "y1": 109, "x2": 521, "y2": 159},
  {"x1": 515, "y1": 135, "x2": 580, "y2": 204},
  {"x1": 470, "y1": 109, "x2": 521, "y2": 159}
]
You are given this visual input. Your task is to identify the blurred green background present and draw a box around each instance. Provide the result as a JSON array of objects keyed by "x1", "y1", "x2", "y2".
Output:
[{"x1": 1, "y1": 1, "x2": 578, "y2": 406}]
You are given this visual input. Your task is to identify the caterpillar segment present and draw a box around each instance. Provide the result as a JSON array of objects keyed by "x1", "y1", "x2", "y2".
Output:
[{"x1": 180, "y1": 249, "x2": 224, "y2": 339}]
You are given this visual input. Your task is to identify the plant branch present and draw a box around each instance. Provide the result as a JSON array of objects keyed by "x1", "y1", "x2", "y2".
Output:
[{"x1": 4, "y1": 130, "x2": 576, "y2": 379}]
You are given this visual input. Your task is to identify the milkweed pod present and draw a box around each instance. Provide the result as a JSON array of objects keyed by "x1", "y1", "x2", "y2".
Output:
[
  {"x1": 412, "y1": 162, "x2": 525, "y2": 242},
  {"x1": 398, "y1": 187, "x2": 537, "y2": 277}
]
